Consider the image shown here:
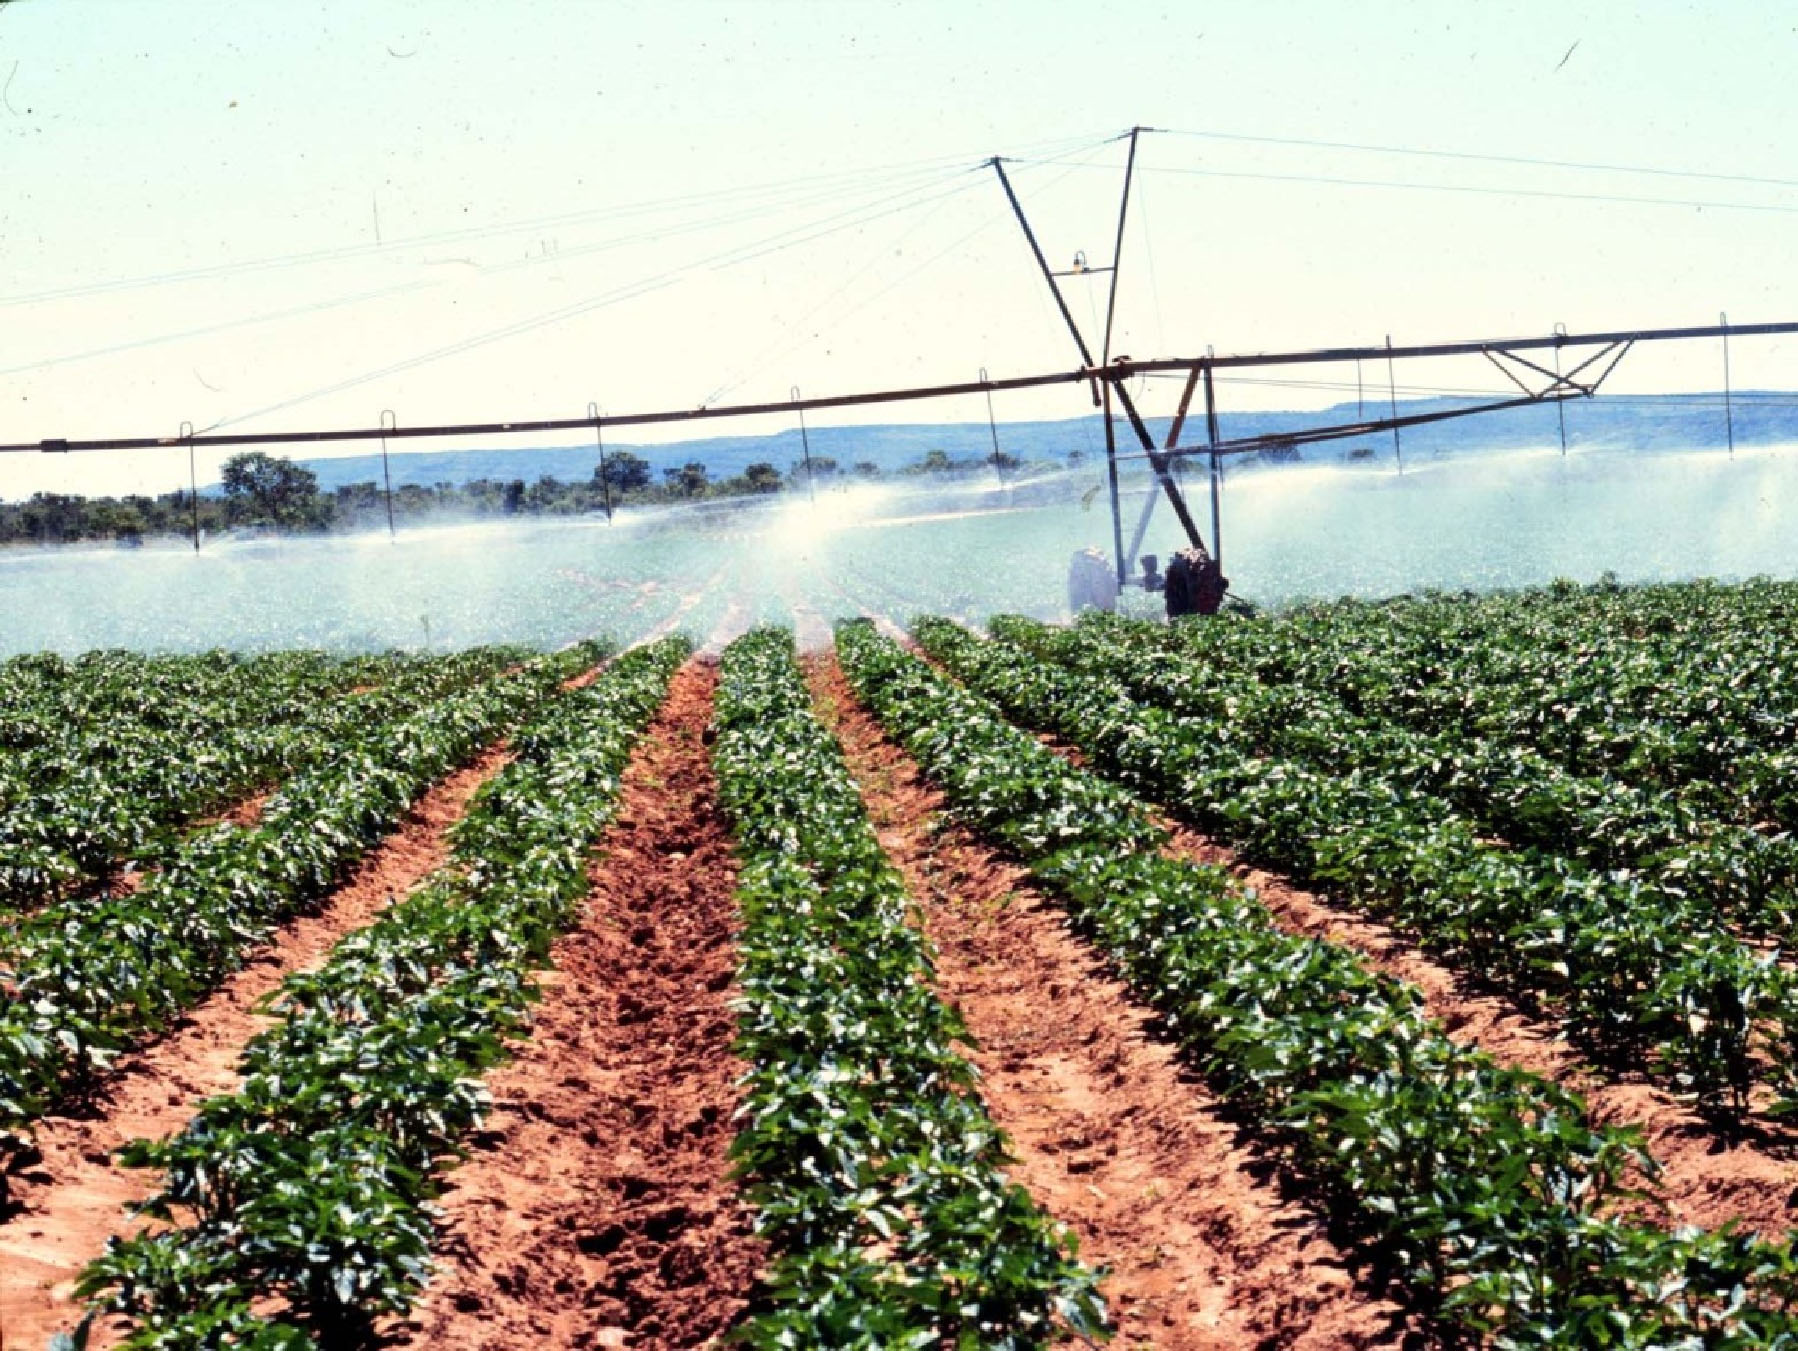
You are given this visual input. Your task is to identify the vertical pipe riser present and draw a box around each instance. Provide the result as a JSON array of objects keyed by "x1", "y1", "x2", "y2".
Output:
[
  {"x1": 981, "y1": 369, "x2": 1006, "y2": 488},
  {"x1": 792, "y1": 386, "x2": 815, "y2": 504},
  {"x1": 1553, "y1": 326, "x2": 1568, "y2": 456},
  {"x1": 1386, "y1": 336, "x2": 1403, "y2": 474},
  {"x1": 1103, "y1": 383, "x2": 1127, "y2": 588},
  {"x1": 590, "y1": 404, "x2": 614, "y2": 523},
  {"x1": 182, "y1": 422, "x2": 199, "y2": 553},
  {"x1": 1722, "y1": 312, "x2": 1735, "y2": 456},
  {"x1": 1204, "y1": 365, "x2": 1223, "y2": 572},
  {"x1": 379, "y1": 411, "x2": 397, "y2": 540}
]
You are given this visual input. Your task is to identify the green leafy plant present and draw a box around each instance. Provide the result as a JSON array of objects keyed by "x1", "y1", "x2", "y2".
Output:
[
  {"x1": 74, "y1": 637, "x2": 689, "y2": 1347},
  {"x1": 962, "y1": 612, "x2": 1796, "y2": 1116},
  {"x1": 838, "y1": 617, "x2": 1798, "y2": 1346},
  {"x1": 713, "y1": 627, "x2": 1107, "y2": 1347},
  {"x1": 0, "y1": 642, "x2": 606, "y2": 1194},
  {"x1": 0, "y1": 646, "x2": 533, "y2": 914}
]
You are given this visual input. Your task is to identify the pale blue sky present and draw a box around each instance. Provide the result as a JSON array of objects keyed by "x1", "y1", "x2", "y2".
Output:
[{"x1": 3, "y1": 0, "x2": 1795, "y2": 495}]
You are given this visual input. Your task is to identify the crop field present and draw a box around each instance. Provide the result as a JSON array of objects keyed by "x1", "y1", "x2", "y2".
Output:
[
  {"x1": 9, "y1": 575, "x2": 1798, "y2": 1349},
  {"x1": 14, "y1": 0, "x2": 1798, "y2": 1342}
]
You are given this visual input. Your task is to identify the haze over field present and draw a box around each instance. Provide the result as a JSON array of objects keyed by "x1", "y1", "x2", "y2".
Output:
[{"x1": 6, "y1": 436, "x2": 1797, "y2": 655}]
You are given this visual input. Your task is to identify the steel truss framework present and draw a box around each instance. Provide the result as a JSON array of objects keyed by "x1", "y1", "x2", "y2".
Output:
[
  {"x1": 4, "y1": 325, "x2": 1795, "y2": 568},
  {"x1": 5, "y1": 124, "x2": 1796, "y2": 572},
  {"x1": 987, "y1": 130, "x2": 1798, "y2": 585}
]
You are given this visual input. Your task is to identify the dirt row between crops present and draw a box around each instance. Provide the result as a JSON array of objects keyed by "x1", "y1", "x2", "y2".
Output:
[
  {"x1": 3, "y1": 788, "x2": 278, "y2": 921},
  {"x1": 389, "y1": 661, "x2": 763, "y2": 1351},
  {"x1": 0, "y1": 744, "x2": 518, "y2": 1351},
  {"x1": 897, "y1": 627, "x2": 1798, "y2": 1240},
  {"x1": 807, "y1": 655, "x2": 1415, "y2": 1350},
  {"x1": 1157, "y1": 826, "x2": 1798, "y2": 1238},
  {"x1": 1, "y1": 661, "x2": 608, "y2": 1349}
]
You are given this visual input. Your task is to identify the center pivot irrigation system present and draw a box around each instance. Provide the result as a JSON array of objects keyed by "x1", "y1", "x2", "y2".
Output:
[{"x1": 6, "y1": 126, "x2": 1797, "y2": 601}]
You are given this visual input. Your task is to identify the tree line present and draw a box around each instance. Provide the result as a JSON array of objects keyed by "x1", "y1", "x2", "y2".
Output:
[{"x1": 0, "y1": 444, "x2": 1039, "y2": 546}]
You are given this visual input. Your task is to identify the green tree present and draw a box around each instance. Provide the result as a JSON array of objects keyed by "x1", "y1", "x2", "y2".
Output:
[
  {"x1": 85, "y1": 500, "x2": 146, "y2": 543},
  {"x1": 597, "y1": 450, "x2": 651, "y2": 494},
  {"x1": 663, "y1": 461, "x2": 708, "y2": 497},
  {"x1": 334, "y1": 481, "x2": 381, "y2": 513},
  {"x1": 20, "y1": 492, "x2": 85, "y2": 543},
  {"x1": 744, "y1": 462, "x2": 782, "y2": 494},
  {"x1": 526, "y1": 475, "x2": 565, "y2": 510},
  {"x1": 219, "y1": 452, "x2": 323, "y2": 527}
]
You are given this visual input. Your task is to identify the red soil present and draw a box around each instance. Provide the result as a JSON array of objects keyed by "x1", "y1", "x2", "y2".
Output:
[
  {"x1": 908, "y1": 621, "x2": 1798, "y2": 1238},
  {"x1": 0, "y1": 746, "x2": 517, "y2": 1351},
  {"x1": 217, "y1": 787, "x2": 273, "y2": 828},
  {"x1": 808, "y1": 656, "x2": 1411, "y2": 1350},
  {"x1": 563, "y1": 662, "x2": 605, "y2": 691},
  {"x1": 1164, "y1": 826, "x2": 1798, "y2": 1239},
  {"x1": 389, "y1": 661, "x2": 763, "y2": 1351}
]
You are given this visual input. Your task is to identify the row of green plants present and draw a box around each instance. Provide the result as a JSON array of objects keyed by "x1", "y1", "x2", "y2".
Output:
[
  {"x1": 952, "y1": 613, "x2": 1794, "y2": 1116},
  {"x1": 0, "y1": 647, "x2": 530, "y2": 914},
  {"x1": 837, "y1": 618, "x2": 1798, "y2": 1348},
  {"x1": 0, "y1": 648, "x2": 372, "y2": 804},
  {"x1": 1053, "y1": 609, "x2": 1798, "y2": 936},
  {"x1": 67, "y1": 637, "x2": 689, "y2": 1350},
  {"x1": 710, "y1": 627, "x2": 1106, "y2": 1347},
  {"x1": 1163, "y1": 580, "x2": 1798, "y2": 817},
  {"x1": 0, "y1": 650, "x2": 353, "y2": 801},
  {"x1": 0, "y1": 650, "x2": 327, "y2": 749},
  {"x1": 0, "y1": 642, "x2": 607, "y2": 1206}
]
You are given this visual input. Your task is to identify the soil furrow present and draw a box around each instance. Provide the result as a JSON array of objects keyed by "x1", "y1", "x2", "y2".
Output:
[
  {"x1": 388, "y1": 661, "x2": 762, "y2": 1351},
  {"x1": 928, "y1": 617, "x2": 1798, "y2": 1238},
  {"x1": 1160, "y1": 826, "x2": 1798, "y2": 1238},
  {"x1": 215, "y1": 786, "x2": 275, "y2": 828},
  {"x1": 807, "y1": 655, "x2": 1411, "y2": 1351},
  {"x1": 0, "y1": 744, "x2": 517, "y2": 1351}
]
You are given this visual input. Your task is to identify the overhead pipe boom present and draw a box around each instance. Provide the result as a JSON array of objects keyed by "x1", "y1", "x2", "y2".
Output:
[{"x1": 5, "y1": 320, "x2": 1796, "y2": 458}]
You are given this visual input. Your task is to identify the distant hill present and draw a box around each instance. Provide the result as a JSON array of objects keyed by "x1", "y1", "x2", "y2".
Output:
[{"x1": 282, "y1": 392, "x2": 1798, "y2": 493}]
